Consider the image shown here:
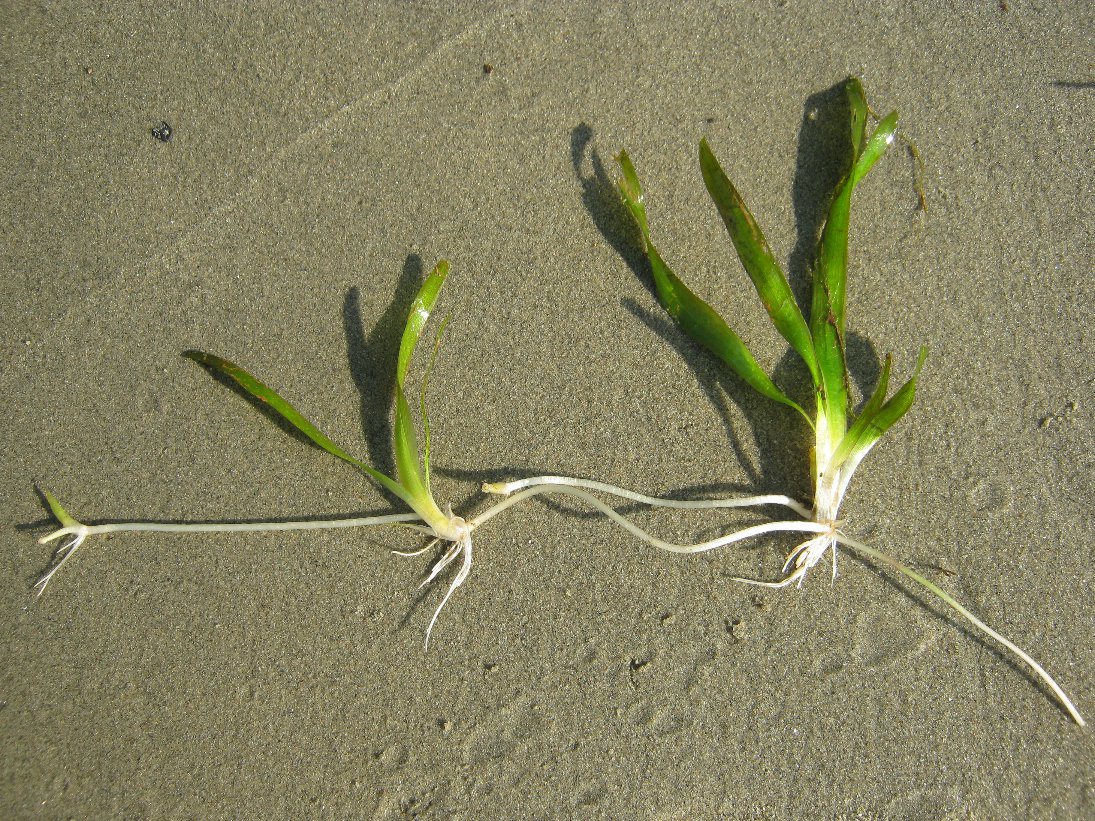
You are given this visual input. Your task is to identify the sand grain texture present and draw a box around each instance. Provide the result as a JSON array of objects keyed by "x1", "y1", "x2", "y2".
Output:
[{"x1": 2, "y1": 2, "x2": 1092, "y2": 818}]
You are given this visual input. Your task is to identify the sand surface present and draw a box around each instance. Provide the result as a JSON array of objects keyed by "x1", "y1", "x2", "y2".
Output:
[{"x1": 2, "y1": 2, "x2": 1092, "y2": 818}]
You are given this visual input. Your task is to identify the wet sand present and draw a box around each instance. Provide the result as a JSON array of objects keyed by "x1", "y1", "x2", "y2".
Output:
[{"x1": 2, "y1": 3, "x2": 1092, "y2": 817}]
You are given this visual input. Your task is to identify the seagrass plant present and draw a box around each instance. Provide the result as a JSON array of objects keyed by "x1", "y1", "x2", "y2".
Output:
[
  {"x1": 35, "y1": 261, "x2": 526, "y2": 645},
  {"x1": 484, "y1": 79, "x2": 1084, "y2": 724}
]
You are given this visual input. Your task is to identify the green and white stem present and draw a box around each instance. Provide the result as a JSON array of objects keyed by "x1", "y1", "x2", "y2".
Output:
[{"x1": 752, "y1": 411, "x2": 877, "y2": 589}]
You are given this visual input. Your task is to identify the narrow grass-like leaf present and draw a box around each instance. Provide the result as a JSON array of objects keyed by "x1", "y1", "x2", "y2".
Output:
[
  {"x1": 182, "y1": 350, "x2": 417, "y2": 508},
  {"x1": 846, "y1": 77, "x2": 869, "y2": 161},
  {"x1": 392, "y1": 266, "x2": 454, "y2": 530},
  {"x1": 857, "y1": 345, "x2": 927, "y2": 448},
  {"x1": 809, "y1": 295, "x2": 848, "y2": 452},
  {"x1": 616, "y1": 151, "x2": 811, "y2": 424},
  {"x1": 811, "y1": 79, "x2": 899, "y2": 446},
  {"x1": 398, "y1": 260, "x2": 449, "y2": 389},
  {"x1": 420, "y1": 315, "x2": 450, "y2": 495},
  {"x1": 699, "y1": 138, "x2": 820, "y2": 388},
  {"x1": 41, "y1": 488, "x2": 79, "y2": 529},
  {"x1": 852, "y1": 111, "x2": 899, "y2": 188},
  {"x1": 829, "y1": 354, "x2": 893, "y2": 471},
  {"x1": 616, "y1": 151, "x2": 649, "y2": 234},
  {"x1": 394, "y1": 384, "x2": 429, "y2": 503}
]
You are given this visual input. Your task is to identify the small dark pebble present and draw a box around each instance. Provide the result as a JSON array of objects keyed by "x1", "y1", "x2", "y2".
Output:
[
  {"x1": 482, "y1": 63, "x2": 494, "y2": 75},
  {"x1": 151, "y1": 120, "x2": 173, "y2": 142}
]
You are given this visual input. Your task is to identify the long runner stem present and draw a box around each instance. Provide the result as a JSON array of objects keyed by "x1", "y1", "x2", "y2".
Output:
[
  {"x1": 483, "y1": 475, "x2": 812, "y2": 519},
  {"x1": 36, "y1": 512, "x2": 423, "y2": 596},
  {"x1": 837, "y1": 533, "x2": 1085, "y2": 726},
  {"x1": 474, "y1": 483, "x2": 824, "y2": 554}
]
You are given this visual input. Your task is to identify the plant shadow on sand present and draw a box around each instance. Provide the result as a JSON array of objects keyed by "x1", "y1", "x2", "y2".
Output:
[{"x1": 559, "y1": 78, "x2": 1084, "y2": 725}]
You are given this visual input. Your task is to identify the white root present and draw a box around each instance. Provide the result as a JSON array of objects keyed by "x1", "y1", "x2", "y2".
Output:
[
  {"x1": 479, "y1": 475, "x2": 1086, "y2": 726},
  {"x1": 34, "y1": 478, "x2": 1087, "y2": 726}
]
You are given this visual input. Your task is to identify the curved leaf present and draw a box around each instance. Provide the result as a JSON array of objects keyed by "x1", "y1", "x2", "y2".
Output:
[
  {"x1": 852, "y1": 110, "x2": 899, "y2": 188},
  {"x1": 699, "y1": 138, "x2": 819, "y2": 388},
  {"x1": 835, "y1": 346, "x2": 927, "y2": 467},
  {"x1": 398, "y1": 260, "x2": 449, "y2": 388},
  {"x1": 862, "y1": 345, "x2": 927, "y2": 444},
  {"x1": 182, "y1": 350, "x2": 417, "y2": 509},
  {"x1": 392, "y1": 264, "x2": 453, "y2": 531},
  {"x1": 616, "y1": 151, "x2": 810, "y2": 423},
  {"x1": 811, "y1": 78, "x2": 900, "y2": 447}
]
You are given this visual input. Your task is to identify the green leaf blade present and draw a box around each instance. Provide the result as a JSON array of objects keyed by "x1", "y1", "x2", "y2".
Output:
[
  {"x1": 846, "y1": 77, "x2": 870, "y2": 159},
  {"x1": 852, "y1": 111, "x2": 899, "y2": 188},
  {"x1": 389, "y1": 260, "x2": 457, "y2": 531},
  {"x1": 829, "y1": 354, "x2": 893, "y2": 470},
  {"x1": 41, "y1": 488, "x2": 80, "y2": 528},
  {"x1": 815, "y1": 81, "x2": 888, "y2": 334},
  {"x1": 393, "y1": 383, "x2": 430, "y2": 503},
  {"x1": 182, "y1": 350, "x2": 415, "y2": 508},
  {"x1": 863, "y1": 345, "x2": 928, "y2": 442},
  {"x1": 398, "y1": 260, "x2": 450, "y2": 388},
  {"x1": 616, "y1": 150, "x2": 649, "y2": 235},
  {"x1": 838, "y1": 346, "x2": 927, "y2": 461},
  {"x1": 656, "y1": 249, "x2": 807, "y2": 415},
  {"x1": 811, "y1": 322, "x2": 848, "y2": 448},
  {"x1": 810, "y1": 78, "x2": 900, "y2": 446},
  {"x1": 616, "y1": 152, "x2": 810, "y2": 423},
  {"x1": 393, "y1": 395, "x2": 448, "y2": 531},
  {"x1": 699, "y1": 139, "x2": 820, "y2": 388}
]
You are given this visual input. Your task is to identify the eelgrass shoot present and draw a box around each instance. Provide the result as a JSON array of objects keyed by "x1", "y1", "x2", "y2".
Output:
[
  {"x1": 35, "y1": 261, "x2": 528, "y2": 646},
  {"x1": 484, "y1": 79, "x2": 1085, "y2": 725}
]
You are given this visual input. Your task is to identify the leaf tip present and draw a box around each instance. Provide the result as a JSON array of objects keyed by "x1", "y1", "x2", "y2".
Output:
[
  {"x1": 912, "y1": 344, "x2": 928, "y2": 376},
  {"x1": 38, "y1": 486, "x2": 79, "y2": 529}
]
